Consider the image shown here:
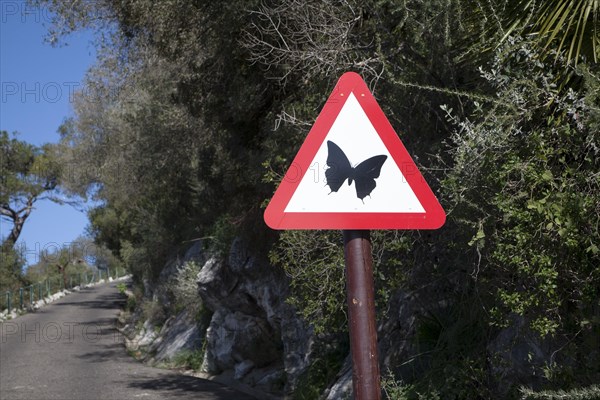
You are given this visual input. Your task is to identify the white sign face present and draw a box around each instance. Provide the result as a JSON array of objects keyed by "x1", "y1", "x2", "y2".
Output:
[{"x1": 284, "y1": 93, "x2": 425, "y2": 213}]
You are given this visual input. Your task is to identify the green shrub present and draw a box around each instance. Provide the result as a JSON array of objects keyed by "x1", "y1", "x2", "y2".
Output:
[
  {"x1": 116, "y1": 282, "x2": 127, "y2": 294},
  {"x1": 141, "y1": 299, "x2": 165, "y2": 325},
  {"x1": 520, "y1": 385, "x2": 600, "y2": 400},
  {"x1": 126, "y1": 295, "x2": 136, "y2": 312},
  {"x1": 382, "y1": 373, "x2": 415, "y2": 400},
  {"x1": 172, "y1": 349, "x2": 205, "y2": 371},
  {"x1": 170, "y1": 261, "x2": 202, "y2": 313}
]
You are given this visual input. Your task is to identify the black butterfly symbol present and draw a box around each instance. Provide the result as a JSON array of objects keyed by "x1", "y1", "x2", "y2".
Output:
[{"x1": 325, "y1": 141, "x2": 387, "y2": 202}]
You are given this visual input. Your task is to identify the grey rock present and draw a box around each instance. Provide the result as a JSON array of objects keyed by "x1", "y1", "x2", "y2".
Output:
[
  {"x1": 279, "y1": 306, "x2": 313, "y2": 391},
  {"x1": 127, "y1": 320, "x2": 157, "y2": 351},
  {"x1": 197, "y1": 237, "x2": 313, "y2": 394},
  {"x1": 151, "y1": 309, "x2": 205, "y2": 363},
  {"x1": 129, "y1": 237, "x2": 314, "y2": 396},
  {"x1": 203, "y1": 310, "x2": 281, "y2": 373},
  {"x1": 377, "y1": 290, "x2": 423, "y2": 381},
  {"x1": 184, "y1": 240, "x2": 205, "y2": 263},
  {"x1": 255, "y1": 369, "x2": 286, "y2": 389},
  {"x1": 324, "y1": 359, "x2": 353, "y2": 400},
  {"x1": 234, "y1": 360, "x2": 255, "y2": 380},
  {"x1": 196, "y1": 257, "x2": 239, "y2": 312},
  {"x1": 202, "y1": 309, "x2": 235, "y2": 372}
]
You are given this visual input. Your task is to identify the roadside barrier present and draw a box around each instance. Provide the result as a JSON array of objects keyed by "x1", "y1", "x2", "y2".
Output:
[{"x1": 1, "y1": 267, "x2": 126, "y2": 315}]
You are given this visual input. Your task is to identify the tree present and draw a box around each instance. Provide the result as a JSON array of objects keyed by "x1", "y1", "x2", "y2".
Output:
[
  {"x1": 1, "y1": 131, "x2": 61, "y2": 249},
  {"x1": 24, "y1": 236, "x2": 116, "y2": 287}
]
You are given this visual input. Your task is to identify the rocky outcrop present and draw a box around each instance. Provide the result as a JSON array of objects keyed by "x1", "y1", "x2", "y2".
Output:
[
  {"x1": 154, "y1": 241, "x2": 206, "y2": 309},
  {"x1": 324, "y1": 357, "x2": 353, "y2": 400},
  {"x1": 121, "y1": 239, "x2": 313, "y2": 398},
  {"x1": 121, "y1": 236, "x2": 577, "y2": 399},
  {"x1": 120, "y1": 242, "x2": 210, "y2": 366},
  {"x1": 197, "y1": 237, "x2": 313, "y2": 394},
  {"x1": 119, "y1": 237, "x2": 314, "y2": 397},
  {"x1": 149, "y1": 308, "x2": 206, "y2": 363}
]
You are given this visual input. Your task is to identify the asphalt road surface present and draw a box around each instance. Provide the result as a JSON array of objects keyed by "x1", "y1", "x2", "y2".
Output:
[{"x1": 0, "y1": 281, "x2": 256, "y2": 400}]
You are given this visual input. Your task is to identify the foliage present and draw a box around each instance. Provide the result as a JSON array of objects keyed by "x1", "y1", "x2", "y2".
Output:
[
  {"x1": 500, "y1": 0, "x2": 600, "y2": 65},
  {"x1": 381, "y1": 374, "x2": 415, "y2": 400},
  {"x1": 170, "y1": 261, "x2": 202, "y2": 313},
  {"x1": 440, "y1": 38, "x2": 600, "y2": 393},
  {"x1": 126, "y1": 293, "x2": 137, "y2": 312},
  {"x1": 269, "y1": 230, "x2": 346, "y2": 335},
  {"x1": 116, "y1": 282, "x2": 127, "y2": 294},
  {"x1": 171, "y1": 349, "x2": 205, "y2": 371},
  {"x1": 208, "y1": 215, "x2": 238, "y2": 257},
  {"x1": 140, "y1": 299, "x2": 165, "y2": 326},
  {"x1": 520, "y1": 384, "x2": 600, "y2": 400},
  {"x1": 292, "y1": 337, "x2": 349, "y2": 400},
  {"x1": 1, "y1": 130, "x2": 65, "y2": 290},
  {"x1": 381, "y1": 372, "x2": 443, "y2": 400},
  {"x1": 0, "y1": 247, "x2": 25, "y2": 293},
  {"x1": 1, "y1": 131, "x2": 61, "y2": 248},
  {"x1": 42, "y1": 0, "x2": 273, "y2": 284},
  {"x1": 270, "y1": 230, "x2": 410, "y2": 335},
  {"x1": 444, "y1": 38, "x2": 600, "y2": 337},
  {"x1": 23, "y1": 236, "x2": 115, "y2": 287}
]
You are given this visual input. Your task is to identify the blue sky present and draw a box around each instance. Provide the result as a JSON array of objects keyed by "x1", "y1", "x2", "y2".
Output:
[{"x1": 1, "y1": 2, "x2": 96, "y2": 265}]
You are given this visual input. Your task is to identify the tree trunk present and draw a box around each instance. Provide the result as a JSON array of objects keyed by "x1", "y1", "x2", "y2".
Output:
[
  {"x1": 57, "y1": 262, "x2": 69, "y2": 290},
  {"x1": 1, "y1": 197, "x2": 35, "y2": 250}
]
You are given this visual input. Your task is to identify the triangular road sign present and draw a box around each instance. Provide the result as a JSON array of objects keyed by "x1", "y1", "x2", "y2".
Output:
[{"x1": 264, "y1": 72, "x2": 445, "y2": 230}]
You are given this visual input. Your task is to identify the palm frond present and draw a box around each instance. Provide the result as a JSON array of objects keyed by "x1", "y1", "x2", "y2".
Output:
[{"x1": 501, "y1": 0, "x2": 600, "y2": 65}]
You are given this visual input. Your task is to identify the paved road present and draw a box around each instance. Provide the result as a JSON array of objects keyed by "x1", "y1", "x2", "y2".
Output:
[{"x1": 0, "y1": 281, "x2": 256, "y2": 400}]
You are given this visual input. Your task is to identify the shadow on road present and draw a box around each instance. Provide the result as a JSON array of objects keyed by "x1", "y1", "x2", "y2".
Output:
[
  {"x1": 75, "y1": 342, "x2": 125, "y2": 363},
  {"x1": 125, "y1": 372, "x2": 258, "y2": 399},
  {"x1": 53, "y1": 291, "x2": 127, "y2": 310}
]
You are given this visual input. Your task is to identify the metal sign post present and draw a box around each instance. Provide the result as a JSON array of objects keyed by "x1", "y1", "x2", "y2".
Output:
[{"x1": 343, "y1": 230, "x2": 381, "y2": 400}]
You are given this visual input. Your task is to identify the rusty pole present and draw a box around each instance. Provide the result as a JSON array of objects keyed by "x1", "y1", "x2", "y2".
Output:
[{"x1": 343, "y1": 230, "x2": 381, "y2": 400}]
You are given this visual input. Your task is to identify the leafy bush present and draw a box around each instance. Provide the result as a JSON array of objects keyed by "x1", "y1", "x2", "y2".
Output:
[
  {"x1": 381, "y1": 373, "x2": 415, "y2": 400},
  {"x1": 520, "y1": 385, "x2": 600, "y2": 400},
  {"x1": 444, "y1": 38, "x2": 600, "y2": 335},
  {"x1": 116, "y1": 282, "x2": 127, "y2": 294},
  {"x1": 141, "y1": 299, "x2": 165, "y2": 325},
  {"x1": 170, "y1": 261, "x2": 202, "y2": 313},
  {"x1": 270, "y1": 230, "x2": 410, "y2": 335},
  {"x1": 441, "y1": 38, "x2": 600, "y2": 392},
  {"x1": 126, "y1": 295, "x2": 137, "y2": 312}
]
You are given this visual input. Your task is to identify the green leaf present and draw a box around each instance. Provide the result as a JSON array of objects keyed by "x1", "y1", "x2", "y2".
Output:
[
  {"x1": 468, "y1": 225, "x2": 486, "y2": 247},
  {"x1": 541, "y1": 170, "x2": 553, "y2": 181}
]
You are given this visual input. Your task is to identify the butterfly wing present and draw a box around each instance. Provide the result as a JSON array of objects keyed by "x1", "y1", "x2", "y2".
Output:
[
  {"x1": 353, "y1": 155, "x2": 387, "y2": 200},
  {"x1": 325, "y1": 141, "x2": 352, "y2": 193}
]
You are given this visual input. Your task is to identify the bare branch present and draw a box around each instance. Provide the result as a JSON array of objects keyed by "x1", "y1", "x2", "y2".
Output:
[{"x1": 242, "y1": 0, "x2": 383, "y2": 86}]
